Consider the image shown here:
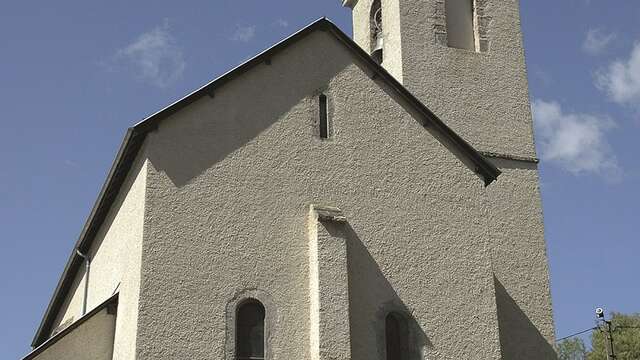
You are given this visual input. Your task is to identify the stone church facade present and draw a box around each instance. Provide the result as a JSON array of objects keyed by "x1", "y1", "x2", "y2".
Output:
[{"x1": 23, "y1": 1, "x2": 556, "y2": 359}]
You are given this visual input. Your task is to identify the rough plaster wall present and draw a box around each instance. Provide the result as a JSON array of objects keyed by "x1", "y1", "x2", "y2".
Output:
[
  {"x1": 49, "y1": 156, "x2": 147, "y2": 359},
  {"x1": 384, "y1": 0, "x2": 536, "y2": 158},
  {"x1": 30, "y1": 308, "x2": 116, "y2": 360},
  {"x1": 486, "y1": 159, "x2": 556, "y2": 359},
  {"x1": 352, "y1": 0, "x2": 405, "y2": 82},
  {"x1": 51, "y1": 262, "x2": 86, "y2": 334},
  {"x1": 137, "y1": 31, "x2": 503, "y2": 360},
  {"x1": 445, "y1": 0, "x2": 476, "y2": 50}
]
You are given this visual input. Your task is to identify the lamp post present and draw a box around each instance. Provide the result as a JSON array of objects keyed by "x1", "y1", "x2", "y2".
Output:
[{"x1": 596, "y1": 307, "x2": 616, "y2": 360}]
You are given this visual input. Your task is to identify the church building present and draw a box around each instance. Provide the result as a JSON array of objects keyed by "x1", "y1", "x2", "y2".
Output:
[{"x1": 23, "y1": 0, "x2": 556, "y2": 359}]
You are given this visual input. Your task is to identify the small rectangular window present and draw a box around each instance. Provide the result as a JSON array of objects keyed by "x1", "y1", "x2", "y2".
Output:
[
  {"x1": 446, "y1": 0, "x2": 476, "y2": 51},
  {"x1": 319, "y1": 94, "x2": 329, "y2": 139}
]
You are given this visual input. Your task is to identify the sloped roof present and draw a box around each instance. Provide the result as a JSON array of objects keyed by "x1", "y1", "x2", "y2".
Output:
[
  {"x1": 24, "y1": 294, "x2": 118, "y2": 360},
  {"x1": 31, "y1": 17, "x2": 500, "y2": 347}
]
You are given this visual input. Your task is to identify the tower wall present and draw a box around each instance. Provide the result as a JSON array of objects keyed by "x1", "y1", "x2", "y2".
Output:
[
  {"x1": 347, "y1": 1, "x2": 557, "y2": 358},
  {"x1": 352, "y1": 0, "x2": 404, "y2": 81},
  {"x1": 349, "y1": 0, "x2": 537, "y2": 158}
]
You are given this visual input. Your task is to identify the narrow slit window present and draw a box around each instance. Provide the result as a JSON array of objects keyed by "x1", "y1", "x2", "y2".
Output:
[
  {"x1": 319, "y1": 94, "x2": 329, "y2": 139},
  {"x1": 446, "y1": 0, "x2": 476, "y2": 51},
  {"x1": 236, "y1": 300, "x2": 265, "y2": 360}
]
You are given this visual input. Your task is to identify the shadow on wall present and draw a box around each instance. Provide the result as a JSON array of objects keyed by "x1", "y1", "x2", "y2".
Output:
[
  {"x1": 146, "y1": 37, "x2": 351, "y2": 188},
  {"x1": 494, "y1": 276, "x2": 557, "y2": 360},
  {"x1": 338, "y1": 223, "x2": 432, "y2": 360}
]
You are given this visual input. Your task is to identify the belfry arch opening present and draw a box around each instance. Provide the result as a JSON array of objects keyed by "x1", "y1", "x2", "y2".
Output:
[
  {"x1": 370, "y1": 0, "x2": 384, "y2": 64},
  {"x1": 446, "y1": 0, "x2": 477, "y2": 51}
]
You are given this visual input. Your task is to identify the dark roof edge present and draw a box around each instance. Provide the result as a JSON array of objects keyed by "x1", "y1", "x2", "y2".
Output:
[
  {"x1": 132, "y1": 18, "x2": 337, "y2": 133},
  {"x1": 31, "y1": 128, "x2": 143, "y2": 347},
  {"x1": 24, "y1": 294, "x2": 119, "y2": 360},
  {"x1": 129, "y1": 17, "x2": 499, "y2": 183},
  {"x1": 32, "y1": 17, "x2": 499, "y2": 347}
]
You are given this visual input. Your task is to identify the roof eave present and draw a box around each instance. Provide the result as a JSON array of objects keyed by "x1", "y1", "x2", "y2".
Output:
[
  {"x1": 26, "y1": 294, "x2": 119, "y2": 360},
  {"x1": 31, "y1": 128, "x2": 144, "y2": 347}
]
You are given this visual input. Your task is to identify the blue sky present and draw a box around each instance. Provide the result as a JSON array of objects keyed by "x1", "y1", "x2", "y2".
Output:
[{"x1": 1, "y1": 1, "x2": 638, "y2": 357}]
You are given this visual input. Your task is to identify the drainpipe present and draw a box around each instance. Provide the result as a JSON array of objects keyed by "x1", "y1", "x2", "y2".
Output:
[{"x1": 75, "y1": 249, "x2": 91, "y2": 316}]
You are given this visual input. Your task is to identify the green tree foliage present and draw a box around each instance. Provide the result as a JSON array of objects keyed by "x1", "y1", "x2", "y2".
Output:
[
  {"x1": 556, "y1": 338, "x2": 587, "y2": 360},
  {"x1": 555, "y1": 313, "x2": 640, "y2": 360},
  {"x1": 588, "y1": 312, "x2": 640, "y2": 360}
]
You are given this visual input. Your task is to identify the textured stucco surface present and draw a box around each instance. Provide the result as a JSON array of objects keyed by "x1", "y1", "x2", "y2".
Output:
[
  {"x1": 28, "y1": 307, "x2": 116, "y2": 360},
  {"x1": 486, "y1": 159, "x2": 556, "y2": 359},
  {"x1": 353, "y1": 0, "x2": 537, "y2": 158},
  {"x1": 136, "y1": 31, "x2": 503, "y2": 359},
  {"x1": 309, "y1": 208, "x2": 352, "y2": 360},
  {"x1": 48, "y1": 156, "x2": 147, "y2": 359}
]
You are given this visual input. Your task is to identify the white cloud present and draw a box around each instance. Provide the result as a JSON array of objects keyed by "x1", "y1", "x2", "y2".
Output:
[
  {"x1": 276, "y1": 19, "x2": 289, "y2": 28},
  {"x1": 596, "y1": 42, "x2": 640, "y2": 107},
  {"x1": 114, "y1": 20, "x2": 185, "y2": 88},
  {"x1": 230, "y1": 25, "x2": 256, "y2": 42},
  {"x1": 532, "y1": 99, "x2": 620, "y2": 179},
  {"x1": 583, "y1": 28, "x2": 616, "y2": 55}
]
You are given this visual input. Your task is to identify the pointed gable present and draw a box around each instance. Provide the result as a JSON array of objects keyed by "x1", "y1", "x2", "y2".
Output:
[{"x1": 31, "y1": 18, "x2": 499, "y2": 348}]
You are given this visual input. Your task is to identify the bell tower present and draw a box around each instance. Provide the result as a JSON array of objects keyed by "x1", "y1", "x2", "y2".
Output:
[
  {"x1": 343, "y1": 0, "x2": 537, "y2": 160},
  {"x1": 342, "y1": 1, "x2": 557, "y2": 359}
]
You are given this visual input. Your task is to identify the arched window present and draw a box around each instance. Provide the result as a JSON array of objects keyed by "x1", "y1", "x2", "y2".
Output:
[
  {"x1": 385, "y1": 312, "x2": 409, "y2": 360},
  {"x1": 236, "y1": 300, "x2": 265, "y2": 360}
]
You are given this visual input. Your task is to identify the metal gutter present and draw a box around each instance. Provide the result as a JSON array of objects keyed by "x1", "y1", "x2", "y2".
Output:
[
  {"x1": 31, "y1": 129, "x2": 143, "y2": 347},
  {"x1": 75, "y1": 250, "x2": 91, "y2": 316}
]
